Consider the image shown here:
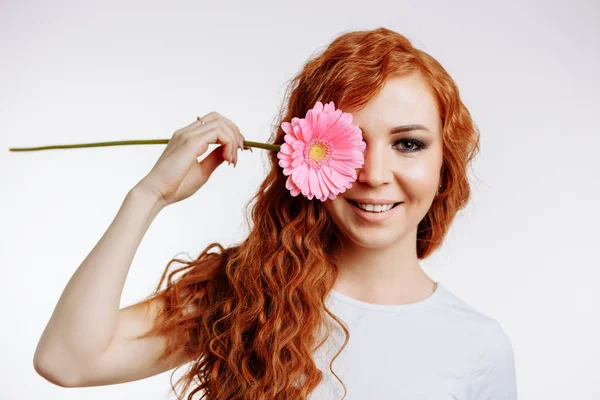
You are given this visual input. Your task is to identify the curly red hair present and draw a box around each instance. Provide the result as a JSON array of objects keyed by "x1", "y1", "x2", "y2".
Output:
[{"x1": 134, "y1": 27, "x2": 480, "y2": 400}]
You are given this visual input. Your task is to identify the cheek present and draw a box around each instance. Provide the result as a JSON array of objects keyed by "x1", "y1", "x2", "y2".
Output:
[
  {"x1": 324, "y1": 199, "x2": 342, "y2": 218},
  {"x1": 323, "y1": 201, "x2": 348, "y2": 231},
  {"x1": 397, "y1": 160, "x2": 440, "y2": 193}
]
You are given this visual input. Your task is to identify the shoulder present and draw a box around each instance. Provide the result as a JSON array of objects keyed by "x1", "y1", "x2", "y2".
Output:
[
  {"x1": 467, "y1": 319, "x2": 517, "y2": 399},
  {"x1": 435, "y1": 285, "x2": 518, "y2": 399},
  {"x1": 437, "y1": 284, "x2": 515, "y2": 356},
  {"x1": 474, "y1": 318, "x2": 516, "y2": 372},
  {"x1": 435, "y1": 284, "x2": 513, "y2": 338}
]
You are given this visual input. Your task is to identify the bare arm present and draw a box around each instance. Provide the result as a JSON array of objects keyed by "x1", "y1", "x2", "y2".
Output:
[
  {"x1": 33, "y1": 184, "x2": 171, "y2": 386},
  {"x1": 33, "y1": 111, "x2": 245, "y2": 387}
]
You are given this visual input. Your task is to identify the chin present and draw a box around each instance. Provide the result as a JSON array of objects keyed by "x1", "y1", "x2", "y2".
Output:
[{"x1": 345, "y1": 228, "x2": 409, "y2": 249}]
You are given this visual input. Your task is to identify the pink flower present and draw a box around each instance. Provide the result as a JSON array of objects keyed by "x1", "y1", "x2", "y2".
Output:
[{"x1": 277, "y1": 101, "x2": 366, "y2": 201}]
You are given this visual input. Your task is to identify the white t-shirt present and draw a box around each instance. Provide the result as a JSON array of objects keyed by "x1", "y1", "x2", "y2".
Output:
[{"x1": 308, "y1": 282, "x2": 517, "y2": 400}]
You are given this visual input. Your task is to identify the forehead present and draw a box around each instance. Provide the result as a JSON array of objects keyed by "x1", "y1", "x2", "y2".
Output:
[{"x1": 350, "y1": 74, "x2": 441, "y2": 135}]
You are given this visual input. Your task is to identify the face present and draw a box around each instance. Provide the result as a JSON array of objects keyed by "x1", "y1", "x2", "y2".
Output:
[{"x1": 323, "y1": 73, "x2": 444, "y2": 249}]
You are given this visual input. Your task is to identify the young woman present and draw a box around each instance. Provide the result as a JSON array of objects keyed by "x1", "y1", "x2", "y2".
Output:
[{"x1": 33, "y1": 27, "x2": 517, "y2": 399}]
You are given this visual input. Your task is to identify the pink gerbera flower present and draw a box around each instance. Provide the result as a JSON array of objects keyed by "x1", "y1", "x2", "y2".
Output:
[{"x1": 277, "y1": 100, "x2": 366, "y2": 201}]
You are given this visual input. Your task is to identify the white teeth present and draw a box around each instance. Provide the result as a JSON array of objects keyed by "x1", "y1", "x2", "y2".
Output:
[{"x1": 357, "y1": 203, "x2": 395, "y2": 212}]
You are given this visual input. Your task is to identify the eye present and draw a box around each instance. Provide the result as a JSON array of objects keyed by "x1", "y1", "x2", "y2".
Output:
[{"x1": 392, "y1": 138, "x2": 426, "y2": 153}]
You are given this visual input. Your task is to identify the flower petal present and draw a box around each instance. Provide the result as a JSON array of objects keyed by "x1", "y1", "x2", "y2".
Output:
[
  {"x1": 313, "y1": 101, "x2": 324, "y2": 113},
  {"x1": 321, "y1": 164, "x2": 342, "y2": 192},
  {"x1": 293, "y1": 124, "x2": 303, "y2": 139},
  {"x1": 328, "y1": 162, "x2": 356, "y2": 185},
  {"x1": 278, "y1": 157, "x2": 292, "y2": 169},
  {"x1": 316, "y1": 168, "x2": 331, "y2": 201},
  {"x1": 286, "y1": 176, "x2": 301, "y2": 196},
  {"x1": 292, "y1": 140, "x2": 305, "y2": 151},
  {"x1": 279, "y1": 142, "x2": 293, "y2": 155},
  {"x1": 324, "y1": 101, "x2": 335, "y2": 113},
  {"x1": 284, "y1": 134, "x2": 296, "y2": 145},
  {"x1": 292, "y1": 163, "x2": 309, "y2": 189},
  {"x1": 308, "y1": 168, "x2": 322, "y2": 200},
  {"x1": 330, "y1": 160, "x2": 358, "y2": 179},
  {"x1": 281, "y1": 121, "x2": 294, "y2": 137}
]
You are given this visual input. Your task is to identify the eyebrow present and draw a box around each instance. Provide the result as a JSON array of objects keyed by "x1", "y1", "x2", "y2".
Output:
[{"x1": 359, "y1": 124, "x2": 431, "y2": 135}]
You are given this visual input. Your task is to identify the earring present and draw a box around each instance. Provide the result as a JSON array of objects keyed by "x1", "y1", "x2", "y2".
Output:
[{"x1": 436, "y1": 184, "x2": 442, "y2": 195}]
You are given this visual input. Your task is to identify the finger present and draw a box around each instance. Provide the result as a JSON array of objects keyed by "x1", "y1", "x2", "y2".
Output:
[
  {"x1": 211, "y1": 117, "x2": 242, "y2": 160},
  {"x1": 188, "y1": 126, "x2": 237, "y2": 164},
  {"x1": 175, "y1": 112, "x2": 215, "y2": 135},
  {"x1": 177, "y1": 112, "x2": 241, "y2": 163},
  {"x1": 220, "y1": 115, "x2": 245, "y2": 150},
  {"x1": 207, "y1": 119, "x2": 239, "y2": 161}
]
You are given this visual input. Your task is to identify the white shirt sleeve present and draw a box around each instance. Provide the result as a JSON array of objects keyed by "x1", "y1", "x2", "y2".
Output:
[{"x1": 468, "y1": 320, "x2": 518, "y2": 400}]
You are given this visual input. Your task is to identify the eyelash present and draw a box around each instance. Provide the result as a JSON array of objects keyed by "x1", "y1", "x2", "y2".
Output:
[{"x1": 392, "y1": 138, "x2": 426, "y2": 153}]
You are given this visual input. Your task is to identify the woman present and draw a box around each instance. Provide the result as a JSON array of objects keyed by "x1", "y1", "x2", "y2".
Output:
[{"x1": 33, "y1": 27, "x2": 517, "y2": 399}]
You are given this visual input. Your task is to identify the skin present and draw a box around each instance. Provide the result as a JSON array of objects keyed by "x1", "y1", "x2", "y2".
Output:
[{"x1": 324, "y1": 73, "x2": 444, "y2": 305}]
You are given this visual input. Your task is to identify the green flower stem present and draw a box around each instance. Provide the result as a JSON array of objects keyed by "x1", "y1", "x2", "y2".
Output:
[
  {"x1": 8, "y1": 139, "x2": 281, "y2": 152},
  {"x1": 241, "y1": 140, "x2": 280, "y2": 152}
]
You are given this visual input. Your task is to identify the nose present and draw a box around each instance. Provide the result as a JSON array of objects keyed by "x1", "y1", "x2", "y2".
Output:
[{"x1": 355, "y1": 142, "x2": 394, "y2": 187}]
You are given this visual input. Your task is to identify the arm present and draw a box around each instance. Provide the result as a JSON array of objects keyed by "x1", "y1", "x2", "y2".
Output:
[{"x1": 32, "y1": 184, "x2": 190, "y2": 387}]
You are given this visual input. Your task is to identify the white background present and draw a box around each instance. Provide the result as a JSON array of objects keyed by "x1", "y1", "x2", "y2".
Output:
[{"x1": 1, "y1": 0, "x2": 599, "y2": 399}]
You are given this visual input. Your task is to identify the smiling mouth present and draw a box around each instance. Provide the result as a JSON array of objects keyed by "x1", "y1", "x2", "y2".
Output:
[{"x1": 346, "y1": 199, "x2": 402, "y2": 210}]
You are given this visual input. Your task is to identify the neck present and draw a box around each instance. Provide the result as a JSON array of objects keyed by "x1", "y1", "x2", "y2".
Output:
[{"x1": 332, "y1": 228, "x2": 435, "y2": 305}]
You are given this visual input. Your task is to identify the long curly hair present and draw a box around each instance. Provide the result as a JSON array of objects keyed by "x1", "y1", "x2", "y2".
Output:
[{"x1": 134, "y1": 27, "x2": 480, "y2": 400}]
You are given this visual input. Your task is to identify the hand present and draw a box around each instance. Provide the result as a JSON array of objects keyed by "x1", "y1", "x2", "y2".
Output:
[{"x1": 136, "y1": 111, "x2": 245, "y2": 207}]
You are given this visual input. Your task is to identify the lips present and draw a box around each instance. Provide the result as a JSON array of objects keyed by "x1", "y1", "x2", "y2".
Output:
[
  {"x1": 347, "y1": 199, "x2": 401, "y2": 209},
  {"x1": 345, "y1": 198, "x2": 403, "y2": 222}
]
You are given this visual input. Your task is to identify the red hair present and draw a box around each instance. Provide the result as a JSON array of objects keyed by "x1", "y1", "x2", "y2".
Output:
[{"x1": 135, "y1": 27, "x2": 480, "y2": 400}]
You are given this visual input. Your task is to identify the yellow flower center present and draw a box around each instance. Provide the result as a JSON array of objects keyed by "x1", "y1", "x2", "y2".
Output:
[{"x1": 308, "y1": 142, "x2": 328, "y2": 162}]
